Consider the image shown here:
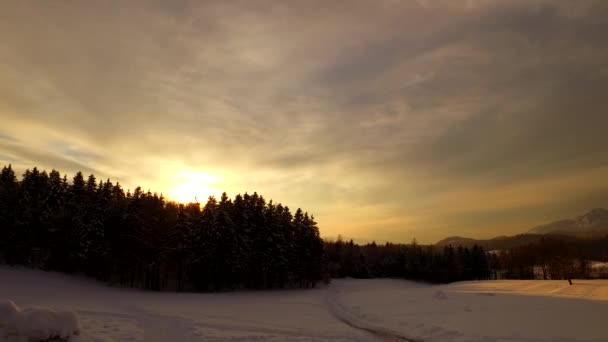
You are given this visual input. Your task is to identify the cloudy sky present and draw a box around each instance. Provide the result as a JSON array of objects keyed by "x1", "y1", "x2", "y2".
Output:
[{"x1": 1, "y1": 0, "x2": 607, "y2": 243}]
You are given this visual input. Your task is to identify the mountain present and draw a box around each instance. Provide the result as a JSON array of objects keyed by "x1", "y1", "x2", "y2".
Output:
[
  {"x1": 528, "y1": 208, "x2": 608, "y2": 236},
  {"x1": 435, "y1": 208, "x2": 608, "y2": 250},
  {"x1": 435, "y1": 234, "x2": 543, "y2": 251}
]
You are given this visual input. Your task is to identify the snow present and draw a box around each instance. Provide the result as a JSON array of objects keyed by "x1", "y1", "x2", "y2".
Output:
[
  {"x1": 591, "y1": 261, "x2": 608, "y2": 269},
  {"x1": 590, "y1": 261, "x2": 608, "y2": 277},
  {"x1": 330, "y1": 279, "x2": 608, "y2": 341},
  {"x1": 0, "y1": 299, "x2": 82, "y2": 342},
  {"x1": 0, "y1": 267, "x2": 370, "y2": 342},
  {"x1": 1, "y1": 267, "x2": 607, "y2": 342}
]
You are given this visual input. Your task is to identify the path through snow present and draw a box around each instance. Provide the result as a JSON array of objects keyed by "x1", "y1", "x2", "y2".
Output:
[{"x1": 324, "y1": 287, "x2": 418, "y2": 342}]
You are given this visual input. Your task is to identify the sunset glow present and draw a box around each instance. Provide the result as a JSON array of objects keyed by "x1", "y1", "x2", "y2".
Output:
[
  {"x1": 1, "y1": 1, "x2": 607, "y2": 243},
  {"x1": 1, "y1": 2, "x2": 607, "y2": 340},
  {"x1": 167, "y1": 170, "x2": 222, "y2": 204}
]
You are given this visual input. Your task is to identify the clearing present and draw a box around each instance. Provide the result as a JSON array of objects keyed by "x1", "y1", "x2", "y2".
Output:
[{"x1": 1, "y1": 267, "x2": 607, "y2": 341}]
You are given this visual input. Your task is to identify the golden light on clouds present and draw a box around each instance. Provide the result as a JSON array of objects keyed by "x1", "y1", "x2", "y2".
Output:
[{"x1": 1, "y1": 0, "x2": 607, "y2": 243}]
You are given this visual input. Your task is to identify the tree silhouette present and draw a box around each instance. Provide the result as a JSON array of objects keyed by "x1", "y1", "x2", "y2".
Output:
[{"x1": 0, "y1": 165, "x2": 326, "y2": 291}]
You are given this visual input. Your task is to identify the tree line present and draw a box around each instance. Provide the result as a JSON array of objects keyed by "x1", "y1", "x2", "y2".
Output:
[
  {"x1": 0, "y1": 165, "x2": 323, "y2": 291},
  {"x1": 324, "y1": 235, "x2": 608, "y2": 282},
  {"x1": 325, "y1": 237, "x2": 491, "y2": 283},
  {"x1": 9, "y1": 164, "x2": 588, "y2": 292},
  {"x1": 487, "y1": 235, "x2": 608, "y2": 280}
]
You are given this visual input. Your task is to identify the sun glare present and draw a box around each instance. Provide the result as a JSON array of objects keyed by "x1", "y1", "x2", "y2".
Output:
[{"x1": 168, "y1": 170, "x2": 221, "y2": 204}]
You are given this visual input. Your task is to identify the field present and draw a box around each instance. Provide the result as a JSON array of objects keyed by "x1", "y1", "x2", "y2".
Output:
[{"x1": 2, "y1": 267, "x2": 607, "y2": 342}]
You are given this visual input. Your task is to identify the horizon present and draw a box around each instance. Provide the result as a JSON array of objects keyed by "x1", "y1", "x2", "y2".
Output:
[
  {"x1": 2, "y1": 1, "x2": 608, "y2": 244},
  {"x1": 4, "y1": 163, "x2": 606, "y2": 245}
]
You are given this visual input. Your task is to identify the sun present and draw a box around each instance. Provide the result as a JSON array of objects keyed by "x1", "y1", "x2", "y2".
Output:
[{"x1": 168, "y1": 170, "x2": 221, "y2": 204}]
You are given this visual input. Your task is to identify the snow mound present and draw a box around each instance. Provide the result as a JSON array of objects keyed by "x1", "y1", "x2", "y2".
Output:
[
  {"x1": 434, "y1": 290, "x2": 447, "y2": 300},
  {"x1": 0, "y1": 299, "x2": 82, "y2": 341}
]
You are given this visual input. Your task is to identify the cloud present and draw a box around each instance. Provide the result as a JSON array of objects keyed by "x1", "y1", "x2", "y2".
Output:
[
  {"x1": 0, "y1": 136, "x2": 100, "y2": 177},
  {"x1": 0, "y1": 0, "x2": 607, "y2": 243}
]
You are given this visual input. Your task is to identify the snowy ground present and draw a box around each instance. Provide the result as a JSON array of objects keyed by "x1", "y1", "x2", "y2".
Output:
[{"x1": 1, "y1": 267, "x2": 607, "y2": 342}]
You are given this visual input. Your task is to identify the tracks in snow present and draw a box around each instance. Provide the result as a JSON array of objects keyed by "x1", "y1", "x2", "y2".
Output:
[{"x1": 324, "y1": 288, "x2": 421, "y2": 342}]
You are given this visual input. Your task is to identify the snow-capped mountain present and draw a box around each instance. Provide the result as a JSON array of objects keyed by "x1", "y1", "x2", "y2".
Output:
[{"x1": 528, "y1": 208, "x2": 608, "y2": 235}]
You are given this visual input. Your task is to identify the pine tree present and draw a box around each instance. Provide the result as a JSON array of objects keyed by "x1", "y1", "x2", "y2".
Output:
[
  {"x1": 18, "y1": 168, "x2": 51, "y2": 266},
  {"x1": 0, "y1": 165, "x2": 19, "y2": 264}
]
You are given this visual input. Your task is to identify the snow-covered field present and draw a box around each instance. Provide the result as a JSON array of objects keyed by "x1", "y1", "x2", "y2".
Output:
[{"x1": 1, "y1": 267, "x2": 607, "y2": 342}]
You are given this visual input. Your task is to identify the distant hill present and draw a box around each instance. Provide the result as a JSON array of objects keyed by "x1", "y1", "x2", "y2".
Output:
[
  {"x1": 434, "y1": 236, "x2": 480, "y2": 248},
  {"x1": 435, "y1": 208, "x2": 608, "y2": 250},
  {"x1": 528, "y1": 208, "x2": 608, "y2": 236},
  {"x1": 435, "y1": 234, "x2": 543, "y2": 251}
]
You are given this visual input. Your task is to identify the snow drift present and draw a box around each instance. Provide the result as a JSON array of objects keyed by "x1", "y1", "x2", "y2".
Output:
[{"x1": 0, "y1": 299, "x2": 82, "y2": 342}]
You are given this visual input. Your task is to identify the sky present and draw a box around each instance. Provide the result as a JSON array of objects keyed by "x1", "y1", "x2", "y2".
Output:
[{"x1": 1, "y1": 0, "x2": 608, "y2": 243}]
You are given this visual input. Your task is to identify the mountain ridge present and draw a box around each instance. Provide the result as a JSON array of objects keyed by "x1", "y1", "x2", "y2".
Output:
[
  {"x1": 435, "y1": 208, "x2": 608, "y2": 249},
  {"x1": 528, "y1": 208, "x2": 608, "y2": 235}
]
